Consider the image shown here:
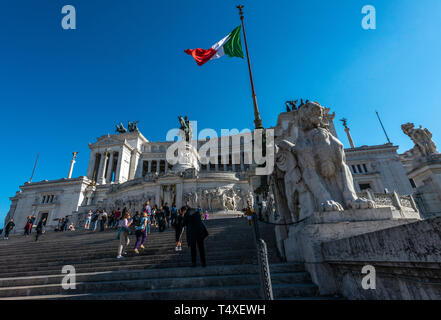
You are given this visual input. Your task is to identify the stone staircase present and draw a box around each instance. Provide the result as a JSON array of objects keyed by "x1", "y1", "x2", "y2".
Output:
[{"x1": 0, "y1": 216, "x2": 325, "y2": 300}]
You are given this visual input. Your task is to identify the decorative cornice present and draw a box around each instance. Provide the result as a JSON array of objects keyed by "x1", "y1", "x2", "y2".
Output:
[{"x1": 20, "y1": 176, "x2": 91, "y2": 189}]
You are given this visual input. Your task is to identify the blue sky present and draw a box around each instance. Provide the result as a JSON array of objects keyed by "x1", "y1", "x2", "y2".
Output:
[{"x1": 1, "y1": 0, "x2": 441, "y2": 227}]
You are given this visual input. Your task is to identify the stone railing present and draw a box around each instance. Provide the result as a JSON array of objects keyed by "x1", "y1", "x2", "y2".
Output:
[
  {"x1": 356, "y1": 191, "x2": 418, "y2": 212},
  {"x1": 322, "y1": 217, "x2": 441, "y2": 299}
]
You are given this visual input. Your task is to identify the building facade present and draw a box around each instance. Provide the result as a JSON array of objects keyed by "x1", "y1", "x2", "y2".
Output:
[{"x1": 5, "y1": 112, "x2": 439, "y2": 232}]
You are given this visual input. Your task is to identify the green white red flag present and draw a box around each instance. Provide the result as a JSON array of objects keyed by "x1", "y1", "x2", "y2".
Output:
[{"x1": 185, "y1": 26, "x2": 244, "y2": 66}]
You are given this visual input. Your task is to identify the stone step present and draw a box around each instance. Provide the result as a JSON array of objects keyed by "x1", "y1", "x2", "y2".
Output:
[
  {"x1": 0, "y1": 243, "x2": 276, "y2": 263},
  {"x1": 0, "y1": 218, "x2": 318, "y2": 300},
  {"x1": 0, "y1": 263, "x2": 305, "y2": 287},
  {"x1": 0, "y1": 283, "x2": 319, "y2": 300},
  {"x1": 0, "y1": 272, "x2": 311, "y2": 298},
  {"x1": 1, "y1": 258, "x2": 257, "y2": 279},
  {"x1": 0, "y1": 249, "x2": 281, "y2": 274}
]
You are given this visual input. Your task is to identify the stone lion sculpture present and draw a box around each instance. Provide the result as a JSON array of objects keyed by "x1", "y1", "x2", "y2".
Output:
[{"x1": 275, "y1": 102, "x2": 375, "y2": 219}]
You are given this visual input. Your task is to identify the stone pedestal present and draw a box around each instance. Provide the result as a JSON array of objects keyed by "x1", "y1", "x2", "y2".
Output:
[
  {"x1": 172, "y1": 143, "x2": 200, "y2": 173},
  {"x1": 283, "y1": 206, "x2": 421, "y2": 295}
]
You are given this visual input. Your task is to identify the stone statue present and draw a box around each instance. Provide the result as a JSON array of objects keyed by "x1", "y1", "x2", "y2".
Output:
[
  {"x1": 116, "y1": 123, "x2": 127, "y2": 133},
  {"x1": 402, "y1": 123, "x2": 438, "y2": 158},
  {"x1": 128, "y1": 121, "x2": 139, "y2": 132},
  {"x1": 178, "y1": 116, "x2": 192, "y2": 142},
  {"x1": 275, "y1": 140, "x2": 314, "y2": 221},
  {"x1": 222, "y1": 188, "x2": 237, "y2": 211},
  {"x1": 173, "y1": 116, "x2": 200, "y2": 173},
  {"x1": 274, "y1": 101, "x2": 375, "y2": 220},
  {"x1": 340, "y1": 118, "x2": 348, "y2": 129},
  {"x1": 285, "y1": 100, "x2": 298, "y2": 111}
]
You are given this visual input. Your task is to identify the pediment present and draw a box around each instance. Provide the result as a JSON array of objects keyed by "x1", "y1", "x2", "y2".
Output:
[{"x1": 89, "y1": 135, "x2": 125, "y2": 148}]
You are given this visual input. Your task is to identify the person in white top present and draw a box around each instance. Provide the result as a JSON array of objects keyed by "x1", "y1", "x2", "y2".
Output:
[
  {"x1": 117, "y1": 212, "x2": 132, "y2": 259},
  {"x1": 84, "y1": 210, "x2": 92, "y2": 230}
]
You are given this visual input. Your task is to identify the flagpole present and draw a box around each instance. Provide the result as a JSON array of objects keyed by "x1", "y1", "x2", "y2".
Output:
[
  {"x1": 375, "y1": 111, "x2": 391, "y2": 144},
  {"x1": 237, "y1": 5, "x2": 263, "y2": 130},
  {"x1": 29, "y1": 152, "x2": 39, "y2": 183}
]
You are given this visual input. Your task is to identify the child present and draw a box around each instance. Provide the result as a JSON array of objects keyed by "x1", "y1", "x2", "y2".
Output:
[{"x1": 117, "y1": 212, "x2": 132, "y2": 259}]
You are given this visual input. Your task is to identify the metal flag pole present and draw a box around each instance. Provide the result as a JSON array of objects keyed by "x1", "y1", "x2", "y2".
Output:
[
  {"x1": 376, "y1": 111, "x2": 391, "y2": 144},
  {"x1": 29, "y1": 152, "x2": 40, "y2": 183},
  {"x1": 237, "y1": 4, "x2": 263, "y2": 130},
  {"x1": 237, "y1": 4, "x2": 273, "y2": 300}
]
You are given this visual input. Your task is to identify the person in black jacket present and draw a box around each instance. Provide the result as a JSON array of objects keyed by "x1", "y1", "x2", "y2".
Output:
[
  {"x1": 4, "y1": 219, "x2": 15, "y2": 239},
  {"x1": 35, "y1": 217, "x2": 47, "y2": 242},
  {"x1": 181, "y1": 206, "x2": 209, "y2": 267},
  {"x1": 156, "y1": 207, "x2": 167, "y2": 232}
]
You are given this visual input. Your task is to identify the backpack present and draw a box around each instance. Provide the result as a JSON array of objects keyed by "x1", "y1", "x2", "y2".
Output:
[{"x1": 132, "y1": 215, "x2": 142, "y2": 227}]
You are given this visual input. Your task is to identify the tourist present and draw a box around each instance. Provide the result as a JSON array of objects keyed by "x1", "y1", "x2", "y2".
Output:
[
  {"x1": 244, "y1": 202, "x2": 254, "y2": 226},
  {"x1": 114, "y1": 208, "x2": 122, "y2": 228},
  {"x1": 108, "y1": 210, "x2": 115, "y2": 229},
  {"x1": 170, "y1": 204, "x2": 178, "y2": 226},
  {"x1": 163, "y1": 203, "x2": 170, "y2": 228},
  {"x1": 181, "y1": 205, "x2": 209, "y2": 267},
  {"x1": 4, "y1": 218, "x2": 15, "y2": 240},
  {"x1": 68, "y1": 223, "x2": 75, "y2": 231},
  {"x1": 63, "y1": 216, "x2": 70, "y2": 231},
  {"x1": 151, "y1": 205, "x2": 157, "y2": 230},
  {"x1": 59, "y1": 217, "x2": 65, "y2": 232},
  {"x1": 133, "y1": 212, "x2": 148, "y2": 254},
  {"x1": 35, "y1": 217, "x2": 47, "y2": 241},
  {"x1": 143, "y1": 201, "x2": 152, "y2": 234},
  {"x1": 174, "y1": 209, "x2": 184, "y2": 251},
  {"x1": 204, "y1": 211, "x2": 209, "y2": 220},
  {"x1": 91, "y1": 210, "x2": 99, "y2": 231},
  {"x1": 132, "y1": 211, "x2": 141, "y2": 231},
  {"x1": 24, "y1": 216, "x2": 32, "y2": 236},
  {"x1": 157, "y1": 206, "x2": 167, "y2": 232},
  {"x1": 117, "y1": 212, "x2": 132, "y2": 259},
  {"x1": 55, "y1": 218, "x2": 63, "y2": 232},
  {"x1": 100, "y1": 209, "x2": 108, "y2": 232},
  {"x1": 84, "y1": 210, "x2": 92, "y2": 230},
  {"x1": 29, "y1": 214, "x2": 37, "y2": 234}
]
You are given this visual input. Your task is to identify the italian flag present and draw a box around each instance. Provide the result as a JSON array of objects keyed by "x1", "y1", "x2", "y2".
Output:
[{"x1": 185, "y1": 26, "x2": 244, "y2": 66}]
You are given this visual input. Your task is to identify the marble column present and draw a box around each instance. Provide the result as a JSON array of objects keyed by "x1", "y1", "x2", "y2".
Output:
[
  {"x1": 114, "y1": 148, "x2": 124, "y2": 183},
  {"x1": 106, "y1": 152, "x2": 115, "y2": 183},
  {"x1": 148, "y1": 160, "x2": 152, "y2": 173},
  {"x1": 101, "y1": 151, "x2": 110, "y2": 184},
  {"x1": 156, "y1": 160, "x2": 160, "y2": 173},
  {"x1": 68, "y1": 152, "x2": 78, "y2": 179},
  {"x1": 87, "y1": 152, "x2": 95, "y2": 179},
  {"x1": 96, "y1": 152, "x2": 106, "y2": 184},
  {"x1": 165, "y1": 160, "x2": 168, "y2": 173},
  {"x1": 128, "y1": 150, "x2": 138, "y2": 180},
  {"x1": 240, "y1": 153, "x2": 245, "y2": 171}
]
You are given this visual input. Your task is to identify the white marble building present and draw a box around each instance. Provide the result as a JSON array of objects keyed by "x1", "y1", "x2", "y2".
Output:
[{"x1": 5, "y1": 110, "x2": 439, "y2": 233}]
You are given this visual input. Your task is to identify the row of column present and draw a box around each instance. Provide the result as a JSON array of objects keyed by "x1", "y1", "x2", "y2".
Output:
[
  {"x1": 144, "y1": 159, "x2": 170, "y2": 174},
  {"x1": 201, "y1": 153, "x2": 248, "y2": 172},
  {"x1": 95, "y1": 149, "x2": 122, "y2": 184}
]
